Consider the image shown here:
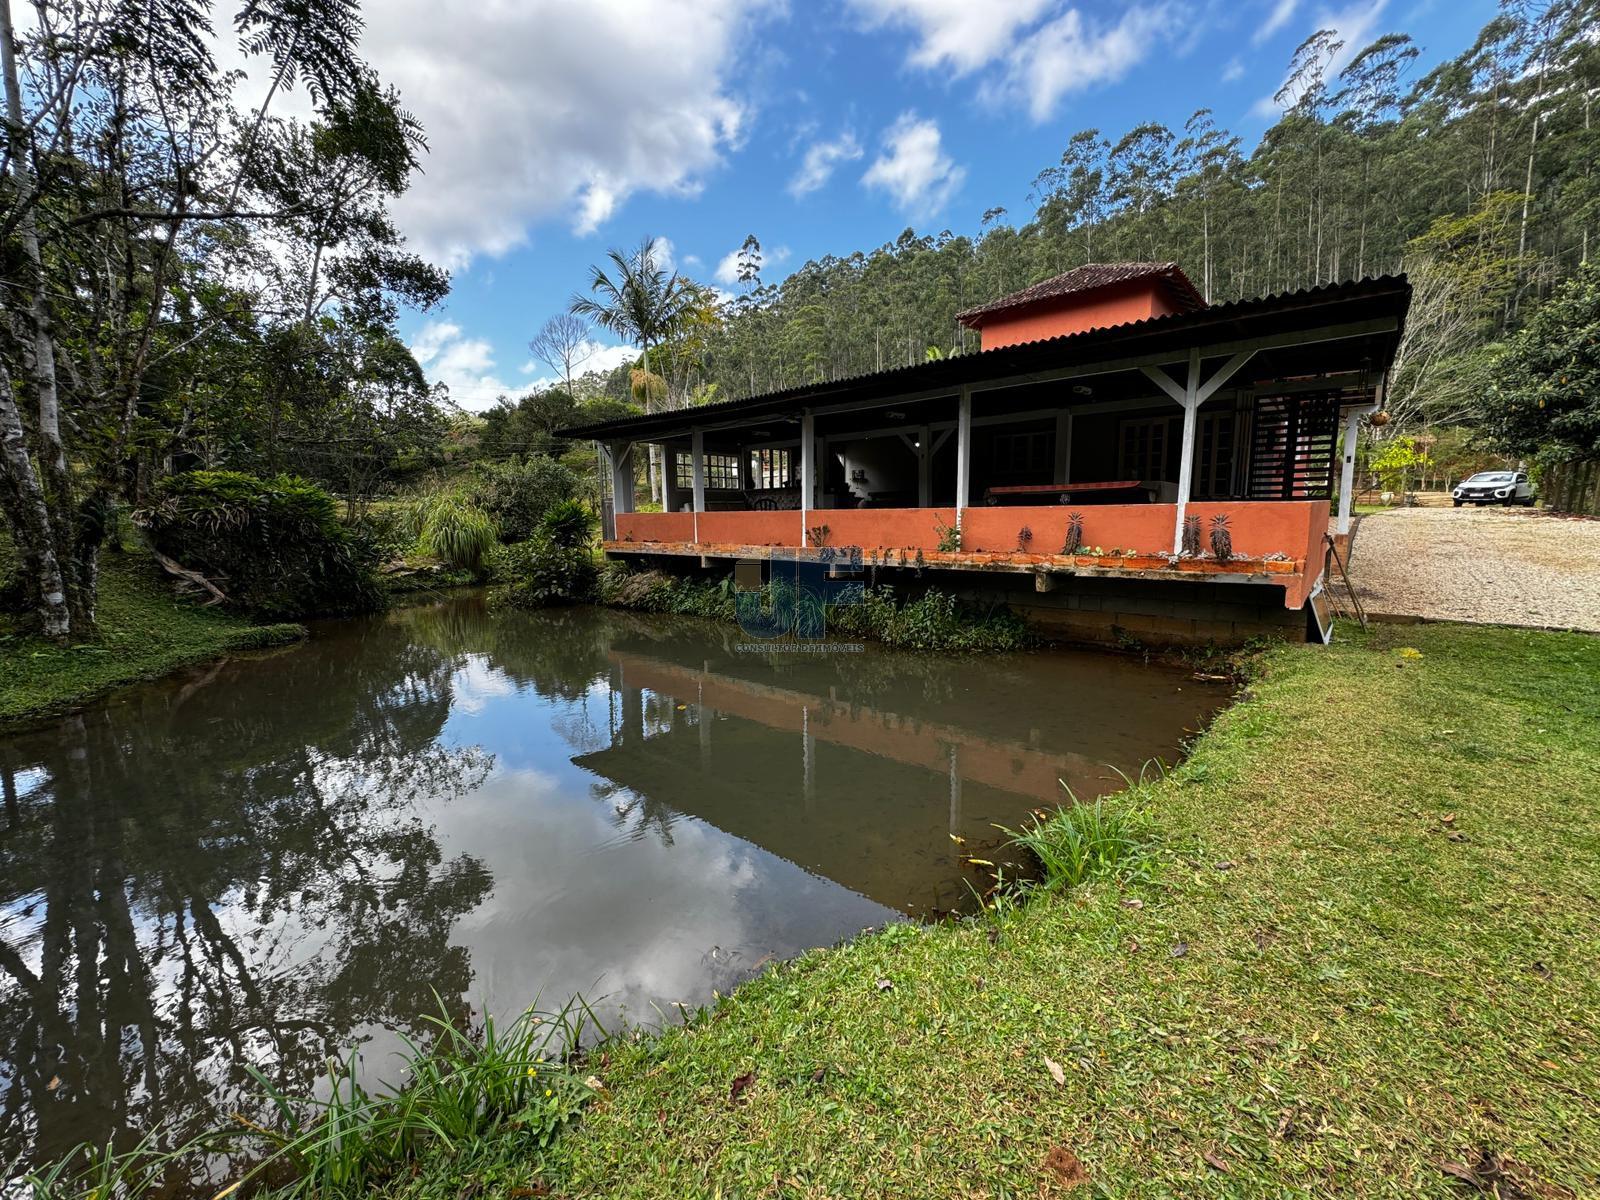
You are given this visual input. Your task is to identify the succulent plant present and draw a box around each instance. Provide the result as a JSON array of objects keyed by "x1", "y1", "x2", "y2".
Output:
[
  {"x1": 1182, "y1": 513, "x2": 1203, "y2": 557},
  {"x1": 1062, "y1": 511, "x2": 1084, "y2": 555},
  {"x1": 1210, "y1": 513, "x2": 1233, "y2": 563}
]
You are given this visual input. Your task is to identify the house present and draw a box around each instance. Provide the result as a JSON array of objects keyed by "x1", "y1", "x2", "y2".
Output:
[{"x1": 558, "y1": 264, "x2": 1411, "y2": 646}]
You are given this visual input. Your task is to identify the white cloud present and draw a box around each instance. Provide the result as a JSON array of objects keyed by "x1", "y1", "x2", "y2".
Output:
[
  {"x1": 714, "y1": 248, "x2": 745, "y2": 286},
  {"x1": 848, "y1": 1, "x2": 1175, "y2": 125},
  {"x1": 220, "y1": 2, "x2": 781, "y2": 269},
  {"x1": 848, "y1": 0, "x2": 1054, "y2": 74},
  {"x1": 411, "y1": 320, "x2": 517, "y2": 411},
  {"x1": 1254, "y1": 0, "x2": 1300, "y2": 44},
  {"x1": 985, "y1": 5, "x2": 1173, "y2": 123},
  {"x1": 861, "y1": 113, "x2": 966, "y2": 218},
  {"x1": 1250, "y1": 0, "x2": 1387, "y2": 117},
  {"x1": 1223, "y1": 57, "x2": 1246, "y2": 82},
  {"x1": 788, "y1": 131, "x2": 864, "y2": 197}
]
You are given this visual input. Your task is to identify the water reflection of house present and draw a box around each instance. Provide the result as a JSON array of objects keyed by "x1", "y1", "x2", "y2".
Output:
[
  {"x1": 561, "y1": 265, "x2": 1411, "y2": 646},
  {"x1": 574, "y1": 636, "x2": 1217, "y2": 913}
]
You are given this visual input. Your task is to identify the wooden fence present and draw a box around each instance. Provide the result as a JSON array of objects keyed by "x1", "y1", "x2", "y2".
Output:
[{"x1": 1542, "y1": 459, "x2": 1600, "y2": 515}]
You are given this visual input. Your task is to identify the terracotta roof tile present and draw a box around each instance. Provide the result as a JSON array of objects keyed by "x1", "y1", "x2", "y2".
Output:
[{"x1": 955, "y1": 261, "x2": 1206, "y2": 326}]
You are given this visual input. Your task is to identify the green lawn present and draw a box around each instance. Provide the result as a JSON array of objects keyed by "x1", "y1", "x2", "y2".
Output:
[
  {"x1": 519, "y1": 621, "x2": 1600, "y2": 1198},
  {"x1": 0, "y1": 549, "x2": 304, "y2": 728}
]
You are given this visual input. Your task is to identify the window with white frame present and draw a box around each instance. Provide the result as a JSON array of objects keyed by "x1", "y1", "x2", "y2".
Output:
[
  {"x1": 674, "y1": 452, "x2": 742, "y2": 490},
  {"x1": 750, "y1": 447, "x2": 793, "y2": 488}
]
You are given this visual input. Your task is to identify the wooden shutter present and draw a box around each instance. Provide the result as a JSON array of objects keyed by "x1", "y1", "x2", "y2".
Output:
[{"x1": 1247, "y1": 393, "x2": 1338, "y2": 499}]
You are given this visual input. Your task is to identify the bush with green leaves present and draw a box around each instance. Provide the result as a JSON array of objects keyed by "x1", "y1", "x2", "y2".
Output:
[
  {"x1": 136, "y1": 471, "x2": 381, "y2": 618},
  {"x1": 464, "y1": 456, "x2": 581, "y2": 543},
  {"x1": 499, "y1": 537, "x2": 598, "y2": 608},
  {"x1": 539, "y1": 498, "x2": 597, "y2": 549}
]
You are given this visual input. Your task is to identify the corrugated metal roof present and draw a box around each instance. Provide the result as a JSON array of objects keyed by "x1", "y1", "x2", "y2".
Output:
[
  {"x1": 954, "y1": 261, "x2": 1206, "y2": 326},
  {"x1": 558, "y1": 275, "x2": 1411, "y2": 442}
]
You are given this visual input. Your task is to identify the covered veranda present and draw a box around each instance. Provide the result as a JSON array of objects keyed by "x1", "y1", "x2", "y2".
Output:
[{"x1": 561, "y1": 277, "x2": 1410, "y2": 614}]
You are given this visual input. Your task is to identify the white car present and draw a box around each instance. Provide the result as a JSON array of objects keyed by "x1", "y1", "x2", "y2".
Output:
[{"x1": 1453, "y1": 471, "x2": 1536, "y2": 507}]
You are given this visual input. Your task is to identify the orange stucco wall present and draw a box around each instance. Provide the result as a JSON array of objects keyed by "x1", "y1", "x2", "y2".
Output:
[
  {"x1": 697, "y1": 510, "x2": 802, "y2": 546},
  {"x1": 962, "y1": 504, "x2": 1173, "y2": 555},
  {"x1": 608, "y1": 501, "x2": 1327, "y2": 610},
  {"x1": 978, "y1": 281, "x2": 1184, "y2": 350},
  {"x1": 815, "y1": 508, "x2": 956, "y2": 551},
  {"x1": 615, "y1": 512, "x2": 694, "y2": 543}
]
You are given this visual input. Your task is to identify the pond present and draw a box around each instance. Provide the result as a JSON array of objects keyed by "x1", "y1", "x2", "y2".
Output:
[{"x1": 0, "y1": 596, "x2": 1225, "y2": 1168}]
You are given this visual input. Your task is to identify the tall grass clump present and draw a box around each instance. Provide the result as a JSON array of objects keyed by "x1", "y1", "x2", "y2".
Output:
[
  {"x1": 25, "y1": 997, "x2": 605, "y2": 1200},
  {"x1": 419, "y1": 497, "x2": 498, "y2": 572},
  {"x1": 1004, "y1": 789, "x2": 1156, "y2": 892},
  {"x1": 400, "y1": 492, "x2": 500, "y2": 573}
]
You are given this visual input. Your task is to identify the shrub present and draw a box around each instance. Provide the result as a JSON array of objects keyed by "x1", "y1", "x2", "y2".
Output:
[
  {"x1": 345, "y1": 507, "x2": 411, "y2": 564},
  {"x1": 417, "y1": 496, "x2": 498, "y2": 571},
  {"x1": 136, "y1": 471, "x2": 381, "y2": 619},
  {"x1": 539, "y1": 498, "x2": 597, "y2": 549},
  {"x1": 464, "y1": 457, "x2": 581, "y2": 543},
  {"x1": 500, "y1": 537, "x2": 598, "y2": 608}
]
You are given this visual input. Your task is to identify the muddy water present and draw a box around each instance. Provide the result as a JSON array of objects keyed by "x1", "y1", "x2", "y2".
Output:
[{"x1": 0, "y1": 596, "x2": 1224, "y2": 1167}]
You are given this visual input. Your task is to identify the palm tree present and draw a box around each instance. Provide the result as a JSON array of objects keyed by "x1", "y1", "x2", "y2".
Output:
[{"x1": 571, "y1": 238, "x2": 697, "y2": 502}]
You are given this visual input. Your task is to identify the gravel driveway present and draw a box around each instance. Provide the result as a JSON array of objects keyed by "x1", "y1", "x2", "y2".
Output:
[{"x1": 1345, "y1": 507, "x2": 1600, "y2": 632}]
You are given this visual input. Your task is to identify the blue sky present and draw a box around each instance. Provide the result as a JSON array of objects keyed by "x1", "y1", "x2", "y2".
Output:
[{"x1": 342, "y1": 0, "x2": 1496, "y2": 411}]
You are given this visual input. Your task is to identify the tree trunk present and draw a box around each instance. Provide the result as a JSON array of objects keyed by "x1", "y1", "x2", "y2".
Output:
[
  {"x1": 0, "y1": 363, "x2": 71, "y2": 638},
  {"x1": 2, "y1": 0, "x2": 88, "y2": 638}
]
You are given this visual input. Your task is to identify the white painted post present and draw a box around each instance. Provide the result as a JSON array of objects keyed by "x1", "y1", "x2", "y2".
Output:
[
  {"x1": 1143, "y1": 348, "x2": 1255, "y2": 556},
  {"x1": 691, "y1": 428, "x2": 706, "y2": 544},
  {"x1": 955, "y1": 387, "x2": 972, "y2": 527},
  {"x1": 1173, "y1": 347, "x2": 1201, "y2": 556},
  {"x1": 918, "y1": 424, "x2": 931, "y2": 507},
  {"x1": 800, "y1": 410, "x2": 815, "y2": 544},
  {"x1": 1336, "y1": 409, "x2": 1362, "y2": 536},
  {"x1": 609, "y1": 442, "x2": 635, "y2": 520},
  {"x1": 1337, "y1": 400, "x2": 1382, "y2": 536}
]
